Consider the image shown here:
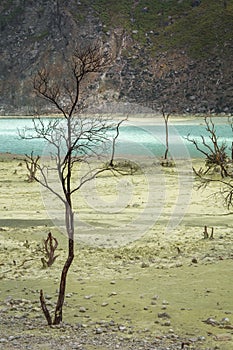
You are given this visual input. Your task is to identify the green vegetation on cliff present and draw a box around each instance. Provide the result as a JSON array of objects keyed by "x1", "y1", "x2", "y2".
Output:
[
  {"x1": 92, "y1": 0, "x2": 233, "y2": 58},
  {"x1": 0, "y1": 0, "x2": 233, "y2": 114},
  {"x1": 1, "y1": 0, "x2": 232, "y2": 58}
]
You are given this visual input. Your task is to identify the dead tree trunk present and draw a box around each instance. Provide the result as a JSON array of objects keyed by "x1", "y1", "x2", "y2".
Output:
[
  {"x1": 53, "y1": 238, "x2": 74, "y2": 324},
  {"x1": 162, "y1": 105, "x2": 170, "y2": 160},
  {"x1": 40, "y1": 205, "x2": 74, "y2": 325},
  {"x1": 53, "y1": 203, "x2": 74, "y2": 324},
  {"x1": 203, "y1": 225, "x2": 209, "y2": 239},
  {"x1": 40, "y1": 290, "x2": 52, "y2": 325}
]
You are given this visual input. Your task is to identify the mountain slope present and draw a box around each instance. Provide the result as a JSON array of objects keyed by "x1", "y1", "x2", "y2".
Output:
[{"x1": 0, "y1": 0, "x2": 232, "y2": 115}]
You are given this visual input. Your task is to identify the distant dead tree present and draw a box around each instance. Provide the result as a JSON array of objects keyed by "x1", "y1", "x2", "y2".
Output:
[
  {"x1": 186, "y1": 116, "x2": 229, "y2": 178},
  {"x1": 21, "y1": 40, "x2": 125, "y2": 325},
  {"x1": 162, "y1": 104, "x2": 171, "y2": 161},
  {"x1": 186, "y1": 116, "x2": 233, "y2": 209},
  {"x1": 203, "y1": 225, "x2": 214, "y2": 239},
  {"x1": 160, "y1": 104, "x2": 175, "y2": 167},
  {"x1": 24, "y1": 151, "x2": 40, "y2": 182}
]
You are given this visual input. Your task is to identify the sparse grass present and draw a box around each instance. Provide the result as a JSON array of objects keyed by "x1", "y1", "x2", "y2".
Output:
[
  {"x1": 2, "y1": 0, "x2": 233, "y2": 59},
  {"x1": 162, "y1": 1, "x2": 233, "y2": 58},
  {"x1": 89, "y1": 0, "x2": 233, "y2": 59}
]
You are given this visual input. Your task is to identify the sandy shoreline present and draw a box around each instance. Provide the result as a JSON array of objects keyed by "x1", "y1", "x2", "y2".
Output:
[{"x1": 0, "y1": 113, "x2": 230, "y2": 129}]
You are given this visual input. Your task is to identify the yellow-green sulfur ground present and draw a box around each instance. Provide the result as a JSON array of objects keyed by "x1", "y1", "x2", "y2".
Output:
[{"x1": 0, "y1": 155, "x2": 233, "y2": 349}]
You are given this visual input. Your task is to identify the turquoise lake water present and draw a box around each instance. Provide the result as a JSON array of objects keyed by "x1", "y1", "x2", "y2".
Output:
[{"x1": 0, "y1": 117, "x2": 232, "y2": 159}]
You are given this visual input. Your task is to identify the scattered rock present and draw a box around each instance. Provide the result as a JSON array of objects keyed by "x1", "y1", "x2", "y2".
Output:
[
  {"x1": 141, "y1": 262, "x2": 149, "y2": 268},
  {"x1": 79, "y1": 306, "x2": 87, "y2": 313},
  {"x1": 220, "y1": 317, "x2": 230, "y2": 325},
  {"x1": 158, "y1": 312, "x2": 171, "y2": 319},
  {"x1": 0, "y1": 338, "x2": 8, "y2": 343},
  {"x1": 84, "y1": 295, "x2": 93, "y2": 300},
  {"x1": 202, "y1": 317, "x2": 219, "y2": 326},
  {"x1": 213, "y1": 333, "x2": 232, "y2": 341},
  {"x1": 66, "y1": 293, "x2": 73, "y2": 298},
  {"x1": 95, "y1": 327, "x2": 103, "y2": 334},
  {"x1": 45, "y1": 294, "x2": 52, "y2": 300},
  {"x1": 101, "y1": 302, "x2": 108, "y2": 307}
]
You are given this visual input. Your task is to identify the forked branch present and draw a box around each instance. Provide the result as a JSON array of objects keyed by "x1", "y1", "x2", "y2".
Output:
[
  {"x1": 186, "y1": 116, "x2": 230, "y2": 178},
  {"x1": 24, "y1": 151, "x2": 40, "y2": 182}
]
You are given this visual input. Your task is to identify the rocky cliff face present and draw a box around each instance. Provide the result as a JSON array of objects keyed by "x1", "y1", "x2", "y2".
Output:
[
  {"x1": 118, "y1": 48, "x2": 233, "y2": 114},
  {"x1": 0, "y1": 0, "x2": 232, "y2": 115}
]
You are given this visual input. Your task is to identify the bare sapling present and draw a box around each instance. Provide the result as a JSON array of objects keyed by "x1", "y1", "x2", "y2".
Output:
[
  {"x1": 41, "y1": 232, "x2": 59, "y2": 268},
  {"x1": 24, "y1": 151, "x2": 40, "y2": 182},
  {"x1": 160, "y1": 104, "x2": 175, "y2": 167},
  {"x1": 21, "y1": 40, "x2": 126, "y2": 325},
  {"x1": 162, "y1": 104, "x2": 171, "y2": 161},
  {"x1": 203, "y1": 226, "x2": 214, "y2": 240}
]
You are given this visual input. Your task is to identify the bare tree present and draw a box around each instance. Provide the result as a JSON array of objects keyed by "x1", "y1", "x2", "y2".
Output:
[
  {"x1": 161, "y1": 104, "x2": 171, "y2": 161},
  {"x1": 186, "y1": 116, "x2": 230, "y2": 178},
  {"x1": 22, "y1": 41, "x2": 125, "y2": 325},
  {"x1": 193, "y1": 168, "x2": 233, "y2": 210},
  {"x1": 186, "y1": 116, "x2": 233, "y2": 209}
]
